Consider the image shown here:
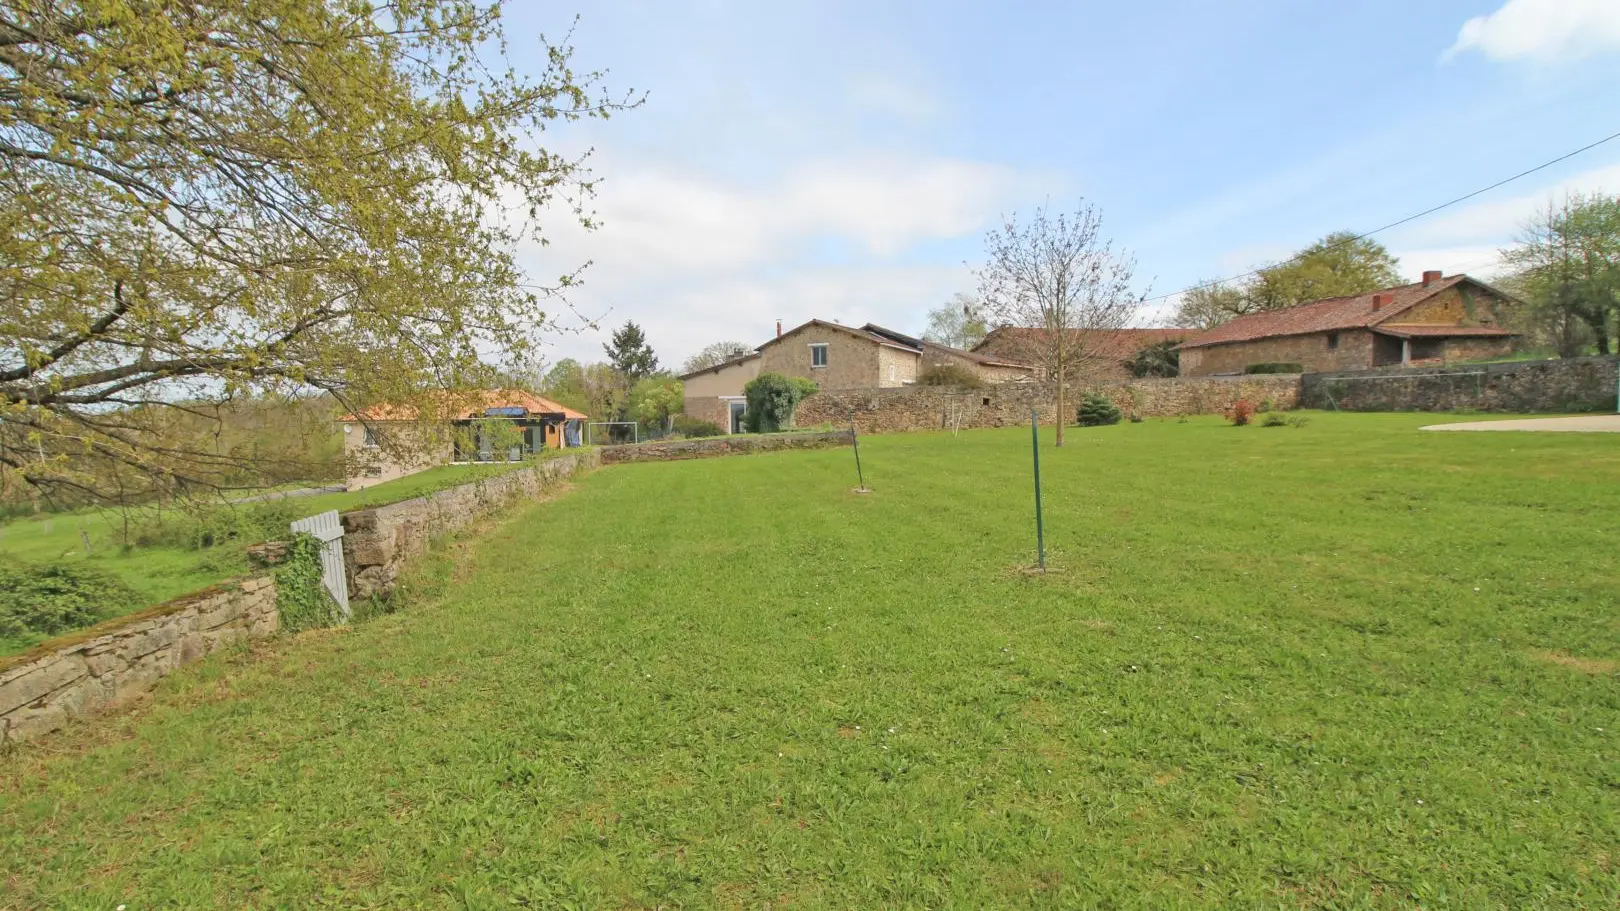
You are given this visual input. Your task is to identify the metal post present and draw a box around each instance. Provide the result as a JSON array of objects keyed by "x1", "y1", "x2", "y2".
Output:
[
  {"x1": 1030, "y1": 409, "x2": 1046, "y2": 570},
  {"x1": 850, "y1": 411, "x2": 868, "y2": 492}
]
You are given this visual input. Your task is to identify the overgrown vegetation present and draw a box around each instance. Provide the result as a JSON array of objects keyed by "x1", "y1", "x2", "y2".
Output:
[
  {"x1": 917, "y1": 364, "x2": 985, "y2": 388},
  {"x1": 273, "y1": 534, "x2": 341, "y2": 634},
  {"x1": 1075, "y1": 392, "x2": 1122, "y2": 426},
  {"x1": 0, "y1": 559, "x2": 131, "y2": 651},
  {"x1": 671, "y1": 416, "x2": 724, "y2": 438},
  {"x1": 1123, "y1": 339, "x2": 1182, "y2": 377},
  {"x1": 1, "y1": 415, "x2": 1615, "y2": 907},
  {"x1": 1225, "y1": 399, "x2": 1255, "y2": 425},
  {"x1": 742, "y1": 372, "x2": 818, "y2": 432}
]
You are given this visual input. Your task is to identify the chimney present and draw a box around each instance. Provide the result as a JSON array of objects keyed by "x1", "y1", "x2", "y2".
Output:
[
  {"x1": 775, "y1": 319, "x2": 782, "y2": 338},
  {"x1": 1422, "y1": 270, "x2": 1443, "y2": 287},
  {"x1": 1371, "y1": 293, "x2": 1386, "y2": 310}
]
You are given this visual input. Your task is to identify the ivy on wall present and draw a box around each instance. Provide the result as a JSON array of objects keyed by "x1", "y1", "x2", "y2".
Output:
[{"x1": 274, "y1": 533, "x2": 341, "y2": 633}]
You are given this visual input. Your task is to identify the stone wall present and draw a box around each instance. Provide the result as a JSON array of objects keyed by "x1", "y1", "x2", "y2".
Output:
[
  {"x1": 342, "y1": 449, "x2": 600, "y2": 600},
  {"x1": 1181, "y1": 330, "x2": 1377, "y2": 376},
  {"x1": 797, "y1": 375, "x2": 1302, "y2": 434},
  {"x1": 0, "y1": 577, "x2": 278, "y2": 745},
  {"x1": 1300, "y1": 355, "x2": 1620, "y2": 413},
  {"x1": 600, "y1": 430, "x2": 854, "y2": 464}
]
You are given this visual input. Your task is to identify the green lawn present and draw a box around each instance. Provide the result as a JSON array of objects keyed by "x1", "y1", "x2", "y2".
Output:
[
  {"x1": 0, "y1": 460, "x2": 540, "y2": 656},
  {"x1": 2, "y1": 414, "x2": 1617, "y2": 908}
]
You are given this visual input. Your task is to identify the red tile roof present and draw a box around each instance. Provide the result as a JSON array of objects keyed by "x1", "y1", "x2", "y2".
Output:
[
  {"x1": 1177, "y1": 275, "x2": 1518, "y2": 348},
  {"x1": 1372, "y1": 324, "x2": 1514, "y2": 339},
  {"x1": 341, "y1": 389, "x2": 587, "y2": 423},
  {"x1": 972, "y1": 327, "x2": 1186, "y2": 365}
]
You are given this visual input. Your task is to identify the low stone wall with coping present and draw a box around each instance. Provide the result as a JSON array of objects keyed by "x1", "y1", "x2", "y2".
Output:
[
  {"x1": 1300, "y1": 356, "x2": 1620, "y2": 412},
  {"x1": 2, "y1": 449, "x2": 603, "y2": 747},
  {"x1": 0, "y1": 577, "x2": 277, "y2": 745},
  {"x1": 599, "y1": 430, "x2": 854, "y2": 464},
  {"x1": 797, "y1": 376, "x2": 1302, "y2": 434},
  {"x1": 341, "y1": 448, "x2": 601, "y2": 600}
]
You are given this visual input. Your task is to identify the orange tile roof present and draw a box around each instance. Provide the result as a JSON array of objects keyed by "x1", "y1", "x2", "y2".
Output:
[
  {"x1": 1177, "y1": 275, "x2": 1516, "y2": 348},
  {"x1": 973, "y1": 327, "x2": 1186, "y2": 365},
  {"x1": 340, "y1": 389, "x2": 587, "y2": 423}
]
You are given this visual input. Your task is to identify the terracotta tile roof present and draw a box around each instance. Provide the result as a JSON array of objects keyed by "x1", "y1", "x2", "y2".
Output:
[
  {"x1": 917, "y1": 340, "x2": 1034, "y2": 370},
  {"x1": 1177, "y1": 275, "x2": 1514, "y2": 348},
  {"x1": 1372, "y1": 324, "x2": 1515, "y2": 339},
  {"x1": 972, "y1": 327, "x2": 1186, "y2": 365},
  {"x1": 759, "y1": 319, "x2": 921, "y2": 354},
  {"x1": 341, "y1": 389, "x2": 587, "y2": 423}
]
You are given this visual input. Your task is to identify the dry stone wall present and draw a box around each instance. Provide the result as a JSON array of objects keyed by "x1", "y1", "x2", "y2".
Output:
[
  {"x1": 0, "y1": 577, "x2": 277, "y2": 745},
  {"x1": 342, "y1": 449, "x2": 600, "y2": 600},
  {"x1": 1301, "y1": 356, "x2": 1619, "y2": 413},
  {"x1": 600, "y1": 430, "x2": 853, "y2": 464},
  {"x1": 797, "y1": 376, "x2": 1302, "y2": 434}
]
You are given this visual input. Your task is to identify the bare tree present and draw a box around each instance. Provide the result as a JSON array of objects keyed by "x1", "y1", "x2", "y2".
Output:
[
  {"x1": 976, "y1": 202, "x2": 1146, "y2": 446},
  {"x1": 682, "y1": 341, "x2": 755, "y2": 374},
  {"x1": 922, "y1": 293, "x2": 988, "y2": 349}
]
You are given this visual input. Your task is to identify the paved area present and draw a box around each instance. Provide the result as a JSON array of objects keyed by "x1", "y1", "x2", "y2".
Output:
[{"x1": 1421, "y1": 415, "x2": 1620, "y2": 433}]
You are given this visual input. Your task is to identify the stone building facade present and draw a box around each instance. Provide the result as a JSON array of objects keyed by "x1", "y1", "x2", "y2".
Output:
[{"x1": 1179, "y1": 273, "x2": 1518, "y2": 377}]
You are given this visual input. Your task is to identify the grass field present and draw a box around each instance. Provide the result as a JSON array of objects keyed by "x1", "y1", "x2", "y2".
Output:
[
  {"x1": 1, "y1": 413, "x2": 1617, "y2": 908},
  {"x1": 0, "y1": 460, "x2": 538, "y2": 656}
]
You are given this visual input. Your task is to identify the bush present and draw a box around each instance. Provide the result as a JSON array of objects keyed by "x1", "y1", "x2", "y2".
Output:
[
  {"x1": 1076, "y1": 393, "x2": 1122, "y2": 427},
  {"x1": 671, "y1": 416, "x2": 724, "y2": 438},
  {"x1": 917, "y1": 364, "x2": 984, "y2": 388},
  {"x1": 1225, "y1": 399, "x2": 1255, "y2": 426},
  {"x1": 1124, "y1": 339, "x2": 1183, "y2": 378},
  {"x1": 132, "y1": 499, "x2": 302, "y2": 550},
  {"x1": 742, "y1": 373, "x2": 817, "y2": 433},
  {"x1": 0, "y1": 559, "x2": 130, "y2": 640},
  {"x1": 1261, "y1": 412, "x2": 1289, "y2": 427},
  {"x1": 1244, "y1": 362, "x2": 1303, "y2": 374}
]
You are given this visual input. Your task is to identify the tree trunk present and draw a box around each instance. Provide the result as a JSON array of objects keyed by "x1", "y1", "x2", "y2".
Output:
[{"x1": 1054, "y1": 377, "x2": 1066, "y2": 447}]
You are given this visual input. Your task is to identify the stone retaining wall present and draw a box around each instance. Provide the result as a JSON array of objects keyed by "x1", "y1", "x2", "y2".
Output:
[
  {"x1": 797, "y1": 376, "x2": 1302, "y2": 434},
  {"x1": 0, "y1": 577, "x2": 277, "y2": 745},
  {"x1": 342, "y1": 449, "x2": 600, "y2": 600},
  {"x1": 1300, "y1": 356, "x2": 1619, "y2": 413},
  {"x1": 600, "y1": 430, "x2": 854, "y2": 464}
]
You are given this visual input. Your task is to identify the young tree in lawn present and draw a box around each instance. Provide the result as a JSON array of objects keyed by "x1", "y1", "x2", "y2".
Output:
[
  {"x1": 0, "y1": 0, "x2": 635, "y2": 507},
  {"x1": 922, "y1": 293, "x2": 989, "y2": 349},
  {"x1": 976, "y1": 203, "x2": 1146, "y2": 447},
  {"x1": 682, "y1": 341, "x2": 754, "y2": 374}
]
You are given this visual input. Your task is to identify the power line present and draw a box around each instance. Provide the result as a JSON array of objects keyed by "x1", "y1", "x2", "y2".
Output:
[{"x1": 1146, "y1": 127, "x2": 1620, "y2": 305}]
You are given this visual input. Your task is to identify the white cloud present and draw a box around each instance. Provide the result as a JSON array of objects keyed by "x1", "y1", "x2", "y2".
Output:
[
  {"x1": 1387, "y1": 159, "x2": 1620, "y2": 247},
  {"x1": 516, "y1": 153, "x2": 1061, "y2": 366},
  {"x1": 1443, "y1": 0, "x2": 1620, "y2": 63}
]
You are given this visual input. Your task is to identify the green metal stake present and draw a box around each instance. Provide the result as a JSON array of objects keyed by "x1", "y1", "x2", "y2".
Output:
[
  {"x1": 850, "y1": 411, "x2": 869, "y2": 492},
  {"x1": 1030, "y1": 408, "x2": 1046, "y2": 570}
]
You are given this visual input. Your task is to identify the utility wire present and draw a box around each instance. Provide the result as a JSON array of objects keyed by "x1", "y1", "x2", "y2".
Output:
[{"x1": 1146, "y1": 127, "x2": 1620, "y2": 305}]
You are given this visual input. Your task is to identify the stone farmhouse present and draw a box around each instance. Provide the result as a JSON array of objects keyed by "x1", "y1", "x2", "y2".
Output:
[
  {"x1": 681, "y1": 319, "x2": 1033, "y2": 433},
  {"x1": 971, "y1": 327, "x2": 1187, "y2": 380},
  {"x1": 339, "y1": 389, "x2": 587, "y2": 490},
  {"x1": 1177, "y1": 272, "x2": 1519, "y2": 377}
]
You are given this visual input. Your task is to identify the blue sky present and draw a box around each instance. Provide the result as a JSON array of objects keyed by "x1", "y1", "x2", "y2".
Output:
[{"x1": 501, "y1": 0, "x2": 1620, "y2": 368}]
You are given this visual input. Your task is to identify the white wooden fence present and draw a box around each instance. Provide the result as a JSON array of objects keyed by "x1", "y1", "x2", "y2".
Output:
[{"x1": 289, "y1": 509, "x2": 349, "y2": 621}]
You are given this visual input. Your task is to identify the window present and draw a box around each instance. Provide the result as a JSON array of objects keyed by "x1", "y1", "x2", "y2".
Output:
[
  {"x1": 362, "y1": 426, "x2": 379, "y2": 448},
  {"x1": 1325, "y1": 332, "x2": 1340, "y2": 350},
  {"x1": 810, "y1": 343, "x2": 828, "y2": 368}
]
